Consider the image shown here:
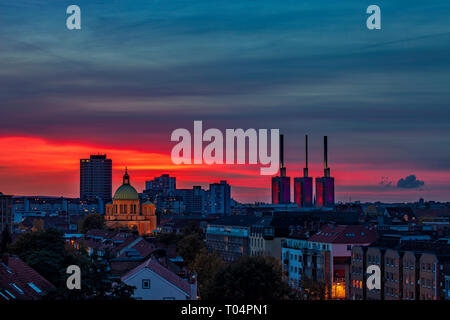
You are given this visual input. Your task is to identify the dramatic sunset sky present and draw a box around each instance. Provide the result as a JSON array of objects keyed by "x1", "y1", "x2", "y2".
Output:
[{"x1": 0, "y1": 0, "x2": 449, "y2": 203}]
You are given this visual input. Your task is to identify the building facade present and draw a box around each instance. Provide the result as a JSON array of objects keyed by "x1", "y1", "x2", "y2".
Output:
[
  {"x1": 205, "y1": 216, "x2": 260, "y2": 262},
  {"x1": 121, "y1": 258, "x2": 197, "y2": 300},
  {"x1": 208, "y1": 181, "x2": 231, "y2": 215},
  {"x1": 384, "y1": 249, "x2": 402, "y2": 300},
  {"x1": 403, "y1": 251, "x2": 419, "y2": 300},
  {"x1": 349, "y1": 246, "x2": 365, "y2": 300},
  {"x1": 80, "y1": 154, "x2": 112, "y2": 202},
  {"x1": 283, "y1": 224, "x2": 378, "y2": 299},
  {"x1": 0, "y1": 193, "x2": 13, "y2": 234},
  {"x1": 145, "y1": 174, "x2": 176, "y2": 197},
  {"x1": 349, "y1": 241, "x2": 450, "y2": 300}
]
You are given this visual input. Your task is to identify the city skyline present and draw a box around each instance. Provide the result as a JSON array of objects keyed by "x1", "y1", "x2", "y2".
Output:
[
  {"x1": 0, "y1": 142, "x2": 444, "y2": 204},
  {"x1": 1, "y1": 1, "x2": 450, "y2": 202}
]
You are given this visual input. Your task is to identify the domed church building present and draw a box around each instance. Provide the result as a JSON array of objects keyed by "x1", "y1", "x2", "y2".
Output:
[{"x1": 105, "y1": 168, "x2": 156, "y2": 236}]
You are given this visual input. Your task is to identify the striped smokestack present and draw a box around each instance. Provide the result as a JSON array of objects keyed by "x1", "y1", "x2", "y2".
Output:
[
  {"x1": 324, "y1": 136, "x2": 330, "y2": 177},
  {"x1": 303, "y1": 135, "x2": 309, "y2": 177},
  {"x1": 280, "y1": 134, "x2": 286, "y2": 177}
]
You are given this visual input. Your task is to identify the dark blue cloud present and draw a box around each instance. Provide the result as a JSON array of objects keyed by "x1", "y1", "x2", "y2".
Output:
[
  {"x1": 0, "y1": 0, "x2": 449, "y2": 201},
  {"x1": 397, "y1": 175, "x2": 425, "y2": 189}
]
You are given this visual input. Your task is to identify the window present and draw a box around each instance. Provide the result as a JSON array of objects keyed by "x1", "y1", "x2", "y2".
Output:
[
  {"x1": 28, "y1": 282, "x2": 42, "y2": 293},
  {"x1": 0, "y1": 291, "x2": 10, "y2": 300},
  {"x1": 4, "y1": 289, "x2": 15, "y2": 299},
  {"x1": 10, "y1": 283, "x2": 24, "y2": 294},
  {"x1": 142, "y1": 279, "x2": 151, "y2": 289}
]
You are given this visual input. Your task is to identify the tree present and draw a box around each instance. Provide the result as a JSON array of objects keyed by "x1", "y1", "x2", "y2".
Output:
[
  {"x1": 44, "y1": 255, "x2": 135, "y2": 300},
  {"x1": 79, "y1": 213, "x2": 105, "y2": 233},
  {"x1": 155, "y1": 232, "x2": 181, "y2": 246},
  {"x1": 182, "y1": 222, "x2": 203, "y2": 238},
  {"x1": 203, "y1": 256, "x2": 291, "y2": 300},
  {"x1": 9, "y1": 228, "x2": 135, "y2": 300},
  {"x1": 32, "y1": 218, "x2": 45, "y2": 232},
  {"x1": 177, "y1": 233, "x2": 205, "y2": 266},
  {"x1": 188, "y1": 248, "x2": 224, "y2": 298},
  {"x1": 9, "y1": 228, "x2": 83, "y2": 287},
  {"x1": 0, "y1": 225, "x2": 11, "y2": 254},
  {"x1": 300, "y1": 278, "x2": 327, "y2": 300}
]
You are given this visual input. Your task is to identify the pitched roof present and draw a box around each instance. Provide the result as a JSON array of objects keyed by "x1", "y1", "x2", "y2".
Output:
[
  {"x1": 116, "y1": 238, "x2": 155, "y2": 259},
  {"x1": 121, "y1": 258, "x2": 191, "y2": 295},
  {"x1": 0, "y1": 255, "x2": 54, "y2": 300},
  {"x1": 110, "y1": 261, "x2": 143, "y2": 277},
  {"x1": 308, "y1": 225, "x2": 378, "y2": 244}
]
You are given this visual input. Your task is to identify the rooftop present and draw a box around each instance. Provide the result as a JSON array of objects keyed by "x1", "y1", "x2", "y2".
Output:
[
  {"x1": 308, "y1": 224, "x2": 378, "y2": 244},
  {"x1": 121, "y1": 258, "x2": 192, "y2": 296},
  {"x1": 0, "y1": 255, "x2": 54, "y2": 300}
]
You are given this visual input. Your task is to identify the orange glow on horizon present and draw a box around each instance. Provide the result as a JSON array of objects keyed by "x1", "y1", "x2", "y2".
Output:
[{"x1": 0, "y1": 135, "x2": 449, "y2": 203}]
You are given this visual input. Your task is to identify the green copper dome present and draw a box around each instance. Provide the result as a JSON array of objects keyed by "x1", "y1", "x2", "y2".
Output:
[
  {"x1": 113, "y1": 168, "x2": 140, "y2": 200},
  {"x1": 113, "y1": 184, "x2": 139, "y2": 200}
]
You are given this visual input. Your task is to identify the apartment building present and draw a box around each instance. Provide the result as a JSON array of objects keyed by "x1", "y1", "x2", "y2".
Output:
[
  {"x1": 349, "y1": 240, "x2": 450, "y2": 300},
  {"x1": 384, "y1": 249, "x2": 402, "y2": 300},
  {"x1": 403, "y1": 251, "x2": 419, "y2": 300},
  {"x1": 283, "y1": 224, "x2": 378, "y2": 299},
  {"x1": 365, "y1": 247, "x2": 384, "y2": 300},
  {"x1": 205, "y1": 216, "x2": 260, "y2": 262}
]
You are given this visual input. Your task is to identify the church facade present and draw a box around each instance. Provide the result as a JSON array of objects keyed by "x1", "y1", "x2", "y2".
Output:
[{"x1": 105, "y1": 169, "x2": 156, "y2": 236}]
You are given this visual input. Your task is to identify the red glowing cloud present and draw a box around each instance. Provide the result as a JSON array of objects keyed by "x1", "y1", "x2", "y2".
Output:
[{"x1": 0, "y1": 136, "x2": 449, "y2": 203}]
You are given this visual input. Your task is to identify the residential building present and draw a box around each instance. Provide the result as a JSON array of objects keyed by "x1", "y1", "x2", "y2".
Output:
[
  {"x1": 121, "y1": 258, "x2": 197, "y2": 300},
  {"x1": 12, "y1": 196, "x2": 104, "y2": 221},
  {"x1": 349, "y1": 246, "x2": 365, "y2": 300},
  {"x1": 208, "y1": 181, "x2": 231, "y2": 215},
  {"x1": 0, "y1": 192, "x2": 13, "y2": 234},
  {"x1": 19, "y1": 214, "x2": 83, "y2": 234},
  {"x1": 403, "y1": 251, "x2": 419, "y2": 300},
  {"x1": 419, "y1": 252, "x2": 450, "y2": 300},
  {"x1": 250, "y1": 215, "x2": 311, "y2": 260},
  {"x1": 145, "y1": 174, "x2": 176, "y2": 197},
  {"x1": 283, "y1": 224, "x2": 378, "y2": 299},
  {"x1": 349, "y1": 240, "x2": 450, "y2": 300},
  {"x1": 384, "y1": 249, "x2": 402, "y2": 300},
  {"x1": 205, "y1": 216, "x2": 260, "y2": 262},
  {"x1": 80, "y1": 154, "x2": 112, "y2": 202},
  {"x1": 444, "y1": 275, "x2": 450, "y2": 300},
  {"x1": 175, "y1": 186, "x2": 207, "y2": 214},
  {"x1": 365, "y1": 247, "x2": 384, "y2": 300}
]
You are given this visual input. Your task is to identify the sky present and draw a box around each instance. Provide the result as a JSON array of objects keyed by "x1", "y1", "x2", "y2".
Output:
[{"x1": 0, "y1": 0, "x2": 449, "y2": 203}]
